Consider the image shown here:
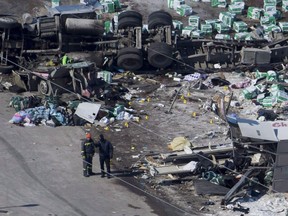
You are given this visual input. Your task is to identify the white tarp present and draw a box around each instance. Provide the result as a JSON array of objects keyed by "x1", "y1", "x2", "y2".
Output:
[{"x1": 75, "y1": 102, "x2": 101, "y2": 123}]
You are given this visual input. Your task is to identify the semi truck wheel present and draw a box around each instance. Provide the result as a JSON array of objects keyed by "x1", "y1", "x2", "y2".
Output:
[
  {"x1": 148, "y1": 11, "x2": 172, "y2": 21},
  {"x1": 118, "y1": 17, "x2": 142, "y2": 29},
  {"x1": 0, "y1": 65, "x2": 13, "y2": 74},
  {"x1": 117, "y1": 53, "x2": 143, "y2": 71},
  {"x1": 0, "y1": 17, "x2": 19, "y2": 29},
  {"x1": 118, "y1": 47, "x2": 142, "y2": 57},
  {"x1": 148, "y1": 17, "x2": 173, "y2": 29},
  {"x1": 118, "y1": 11, "x2": 142, "y2": 21},
  {"x1": 38, "y1": 80, "x2": 52, "y2": 96},
  {"x1": 148, "y1": 42, "x2": 173, "y2": 69}
]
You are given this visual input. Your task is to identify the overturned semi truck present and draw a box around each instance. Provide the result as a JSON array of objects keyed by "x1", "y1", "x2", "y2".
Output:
[{"x1": 1, "y1": 4, "x2": 288, "y2": 94}]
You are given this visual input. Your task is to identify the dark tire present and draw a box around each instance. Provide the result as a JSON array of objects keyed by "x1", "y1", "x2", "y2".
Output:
[
  {"x1": 148, "y1": 11, "x2": 172, "y2": 21},
  {"x1": 118, "y1": 47, "x2": 142, "y2": 57},
  {"x1": 148, "y1": 42, "x2": 173, "y2": 69},
  {"x1": 148, "y1": 17, "x2": 173, "y2": 29},
  {"x1": 38, "y1": 80, "x2": 52, "y2": 96},
  {"x1": 118, "y1": 11, "x2": 142, "y2": 21},
  {"x1": 0, "y1": 17, "x2": 19, "y2": 29},
  {"x1": 0, "y1": 64, "x2": 13, "y2": 74},
  {"x1": 118, "y1": 17, "x2": 142, "y2": 29},
  {"x1": 117, "y1": 53, "x2": 143, "y2": 71}
]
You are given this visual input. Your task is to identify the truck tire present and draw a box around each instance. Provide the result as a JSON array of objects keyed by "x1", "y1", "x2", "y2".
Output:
[
  {"x1": 148, "y1": 11, "x2": 172, "y2": 21},
  {"x1": 118, "y1": 47, "x2": 142, "y2": 57},
  {"x1": 38, "y1": 80, "x2": 52, "y2": 96},
  {"x1": 118, "y1": 17, "x2": 142, "y2": 29},
  {"x1": 148, "y1": 17, "x2": 172, "y2": 29},
  {"x1": 148, "y1": 42, "x2": 173, "y2": 69},
  {"x1": 0, "y1": 65, "x2": 13, "y2": 74},
  {"x1": 118, "y1": 11, "x2": 142, "y2": 21},
  {"x1": 0, "y1": 17, "x2": 19, "y2": 29},
  {"x1": 117, "y1": 53, "x2": 143, "y2": 71}
]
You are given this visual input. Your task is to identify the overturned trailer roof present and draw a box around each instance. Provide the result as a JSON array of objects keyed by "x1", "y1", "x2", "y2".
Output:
[{"x1": 47, "y1": 4, "x2": 100, "y2": 16}]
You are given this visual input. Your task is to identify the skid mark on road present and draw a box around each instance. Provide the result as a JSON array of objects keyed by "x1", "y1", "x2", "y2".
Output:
[{"x1": 0, "y1": 135, "x2": 87, "y2": 216}]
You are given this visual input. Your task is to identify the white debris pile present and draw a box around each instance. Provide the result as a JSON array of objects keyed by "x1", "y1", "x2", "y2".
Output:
[{"x1": 213, "y1": 193, "x2": 288, "y2": 216}]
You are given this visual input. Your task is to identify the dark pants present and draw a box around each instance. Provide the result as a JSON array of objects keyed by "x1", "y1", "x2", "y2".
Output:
[
  {"x1": 83, "y1": 155, "x2": 93, "y2": 176},
  {"x1": 100, "y1": 157, "x2": 110, "y2": 177}
]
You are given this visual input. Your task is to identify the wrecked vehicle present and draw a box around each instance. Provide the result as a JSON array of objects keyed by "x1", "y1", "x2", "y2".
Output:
[
  {"x1": 14, "y1": 61, "x2": 95, "y2": 96},
  {"x1": 2, "y1": 2, "x2": 288, "y2": 78}
]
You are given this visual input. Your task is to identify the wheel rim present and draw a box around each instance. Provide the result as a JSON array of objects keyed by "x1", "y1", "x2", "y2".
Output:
[{"x1": 39, "y1": 80, "x2": 48, "y2": 95}]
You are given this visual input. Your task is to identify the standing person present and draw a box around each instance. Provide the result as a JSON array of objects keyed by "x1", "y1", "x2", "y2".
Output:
[
  {"x1": 95, "y1": 134, "x2": 113, "y2": 178},
  {"x1": 81, "y1": 132, "x2": 95, "y2": 177}
]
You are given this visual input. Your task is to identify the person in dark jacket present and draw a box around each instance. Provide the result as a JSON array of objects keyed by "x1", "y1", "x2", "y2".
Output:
[
  {"x1": 81, "y1": 132, "x2": 95, "y2": 177},
  {"x1": 95, "y1": 134, "x2": 113, "y2": 178}
]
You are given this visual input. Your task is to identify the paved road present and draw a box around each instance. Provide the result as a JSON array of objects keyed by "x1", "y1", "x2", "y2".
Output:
[{"x1": 0, "y1": 92, "x2": 190, "y2": 216}]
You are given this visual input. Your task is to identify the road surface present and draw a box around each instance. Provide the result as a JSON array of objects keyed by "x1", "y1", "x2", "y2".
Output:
[{"x1": 0, "y1": 91, "x2": 190, "y2": 216}]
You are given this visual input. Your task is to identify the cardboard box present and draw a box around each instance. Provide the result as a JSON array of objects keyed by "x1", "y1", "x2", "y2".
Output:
[
  {"x1": 254, "y1": 69, "x2": 268, "y2": 79},
  {"x1": 201, "y1": 24, "x2": 212, "y2": 35},
  {"x1": 211, "y1": 0, "x2": 227, "y2": 7},
  {"x1": 283, "y1": 1, "x2": 288, "y2": 12},
  {"x1": 242, "y1": 85, "x2": 258, "y2": 99},
  {"x1": 234, "y1": 32, "x2": 252, "y2": 40},
  {"x1": 173, "y1": 0, "x2": 185, "y2": 10},
  {"x1": 219, "y1": 12, "x2": 235, "y2": 27},
  {"x1": 102, "y1": 1, "x2": 115, "y2": 13},
  {"x1": 247, "y1": 7, "x2": 263, "y2": 20},
  {"x1": 231, "y1": 0, "x2": 243, "y2": 3},
  {"x1": 176, "y1": 4, "x2": 193, "y2": 16},
  {"x1": 182, "y1": 26, "x2": 197, "y2": 36},
  {"x1": 260, "y1": 15, "x2": 276, "y2": 25},
  {"x1": 277, "y1": 90, "x2": 288, "y2": 102},
  {"x1": 191, "y1": 30, "x2": 205, "y2": 38},
  {"x1": 233, "y1": 21, "x2": 247, "y2": 32},
  {"x1": 263, "y1": 24, "x2": 282, "y2": 33},
  {"x1": 228, "y1": 2, "x2": 245, "y2": 14},
  {"x1": 279, "y1": 22, "x2": 288, "y2": 33},
  {"x1": 261, "y1": 96, "x2": 277, "y2": 107},
  {"x1": 215, "y1": 22, "x2": 230, "y2": 33},
  {"x1": 188, "y1": 16, "x2": 200, "y2": 27},
  {"x1": 215, "y1": 34, "x2": 231, "y2": 40},
  {"x1": 173, "y1": 20, "x2": 184, "y2": 30},
  {"x1": 205, "y1": 19, "x2": 221, "y2": 30},
  {"x1": 267, "y1": 70, "x2": 278, "y2": 81}
]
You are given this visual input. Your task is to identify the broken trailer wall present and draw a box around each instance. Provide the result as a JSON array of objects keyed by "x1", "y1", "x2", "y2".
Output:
[{"x1": 237, "y1": 118, "x2": 288, "y2": 192}]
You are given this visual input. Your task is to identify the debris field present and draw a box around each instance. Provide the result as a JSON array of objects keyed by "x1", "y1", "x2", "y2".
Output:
[{"x1": 2, "y1": 0, "x2": 288, "y2": 215}]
